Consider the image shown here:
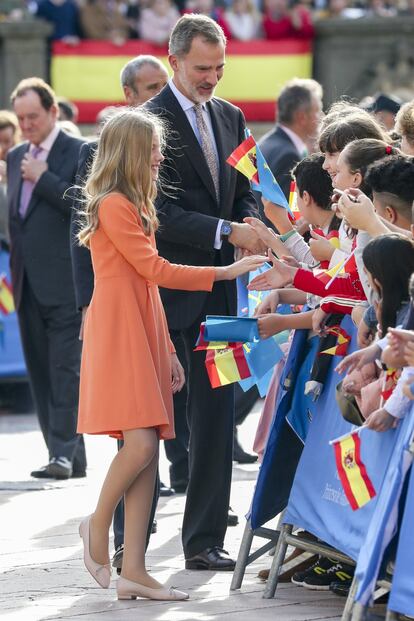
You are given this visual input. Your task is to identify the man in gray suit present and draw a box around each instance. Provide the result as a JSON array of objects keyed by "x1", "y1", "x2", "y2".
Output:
[
  {"x1": 258, "y1": 78, "x2": 323, "y2": 226},
  {"x1": 8, "y1": 78, "x2": 85, "y2": 479}
]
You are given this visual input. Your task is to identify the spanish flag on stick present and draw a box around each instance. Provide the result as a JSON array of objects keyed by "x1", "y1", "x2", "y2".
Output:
[
  {"x1": 0, "y1": 273, "x2": 15, "y2": 315},
  {"x1": 227, "y1": 132, "x2": 292, "y2": 215},
  {"x1": 331, "y1": 430, "x2": 376, "y2": 510},
  {"x1": 288, "y1": 181, "x2": 301, "y2": 222},
  {"x1": 205, "y1": 345, "x2": 251, "y2": 388}
]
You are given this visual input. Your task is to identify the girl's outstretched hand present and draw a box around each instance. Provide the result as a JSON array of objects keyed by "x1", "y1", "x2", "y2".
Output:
[
  {"x1": 216, "y1": 254, "x2": 266, "y2": 281},
  {"x1": 244, "y1": 217, "x2": 288, "y2": 258},
  {"x1": 335, "y1": 343, "x2": 381, "y2": 375},
  {"x1": 247, "y1": 249, "x2": 296, "y2": 291}
]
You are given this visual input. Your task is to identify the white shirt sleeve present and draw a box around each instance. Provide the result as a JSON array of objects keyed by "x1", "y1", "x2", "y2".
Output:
[
  {"x1": 214, "y1": 219, "x2": 224, "y2": 250},
  {"x1": 384, "y1": 367, "x2": 414, "y2": 419}
]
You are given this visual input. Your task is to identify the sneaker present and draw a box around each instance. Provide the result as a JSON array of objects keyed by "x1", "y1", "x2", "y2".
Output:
[
  {"x1": 303, "y1": 561, "x2": 354, "y2": 591},
  {"x1": 329, "y1": 579, "x2": 353, "y2": 597},
  {"x1": 291, "y1": 556, "x2": 335, "y2": 586},
  {"x1": 112, "y1": 544, "x2": 124, "y2": 572}
]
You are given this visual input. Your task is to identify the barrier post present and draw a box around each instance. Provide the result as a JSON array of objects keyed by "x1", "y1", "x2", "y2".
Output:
[{"x1": 263, "y1": 524, "x2": 292, "y2": 599}]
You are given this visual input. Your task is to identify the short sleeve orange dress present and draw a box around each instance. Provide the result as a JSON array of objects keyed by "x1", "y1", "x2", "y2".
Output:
[{"x1": 77, "y1": 193, "x2": 215, "y2": 440}]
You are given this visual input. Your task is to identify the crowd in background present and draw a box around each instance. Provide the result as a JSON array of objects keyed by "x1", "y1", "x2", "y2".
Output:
[{"x1": 2, "y1": 0, "x2": 414, "y2": 47}]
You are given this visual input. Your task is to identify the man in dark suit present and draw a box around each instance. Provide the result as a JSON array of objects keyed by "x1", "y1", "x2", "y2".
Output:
[
  {"x1": 146, "y1": 14, "x2": 265, "y2": 570},
  {"x1": 8, "y1": 78, "x2": 85, "y2": 479},
  {"x1": 258, "y1": 78, "x2": 323, "y2": 226}
]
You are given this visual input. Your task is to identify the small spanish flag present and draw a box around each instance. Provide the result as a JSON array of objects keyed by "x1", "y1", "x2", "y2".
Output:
[
  {"x1": 381, "y1": 367, "x2": 399, "y2": 402},
  {"x1": 0, "y1": 274, "x2": 15, "y2": 315},
  {"x1": 226, "y1": 134, "x2": 259, "y2": 185},
  {"x1": 288, "y1": 181, "x2": 301, "y2": 222},
  {"x1": 331, "y1": 430, "x2": 376, "y2": 511},
  {"x1": 205, "y1": 345, "x2": 251, "y2": 388},
  {"x1": 320, "y1": 325, "x2": 351, "y2": 357}
]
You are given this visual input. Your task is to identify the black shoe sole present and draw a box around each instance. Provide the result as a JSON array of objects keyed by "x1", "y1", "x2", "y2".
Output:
[{"x1": 185, "y1": 560, "x2": 235, "y2": 571}]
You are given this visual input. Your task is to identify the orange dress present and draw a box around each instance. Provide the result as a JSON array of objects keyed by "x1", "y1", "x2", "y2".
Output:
[{"x1": 77, "y1": 193, "x2": 215, "y2": 440}]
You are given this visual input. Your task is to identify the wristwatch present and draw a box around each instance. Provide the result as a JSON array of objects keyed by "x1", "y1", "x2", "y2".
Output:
[{"x1": 220, "y1": 220, "x2": 233, "y2": 241}]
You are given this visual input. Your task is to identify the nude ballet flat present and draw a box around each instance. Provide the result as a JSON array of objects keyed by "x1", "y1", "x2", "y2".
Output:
[
  {"x1": 117, "y1": 576, "x2": 189, "y2": 601},
  {"x1": 79, "y1": 516, "x2": 111, "y2": 588}
]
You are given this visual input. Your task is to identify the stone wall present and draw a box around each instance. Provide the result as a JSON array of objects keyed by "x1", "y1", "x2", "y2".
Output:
[
  {"x1": 1, "y1": 17, "x2": 414, "y2": 112},
  {"x1": 0, "y1": 20, "x2": 51, "y2": 109},
  {"x1": 313, "y1": 17, "x2": 414, "y2": 107}
]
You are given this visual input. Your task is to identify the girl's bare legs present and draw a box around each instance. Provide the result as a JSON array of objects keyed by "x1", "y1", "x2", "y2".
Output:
[
  {"x1": 88, "y1": 428, "x2": 158, "y2": 573},
  {"x1": 121, "y1": 447, "x2": 162, "y2": 588}
]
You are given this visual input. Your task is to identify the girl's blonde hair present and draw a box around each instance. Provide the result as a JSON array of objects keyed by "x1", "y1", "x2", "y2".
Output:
[{"x1": 78, "y1": 108, "x2": 164, "y2": 247}]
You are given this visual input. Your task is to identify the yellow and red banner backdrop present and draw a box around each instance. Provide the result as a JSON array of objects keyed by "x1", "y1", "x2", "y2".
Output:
[{"x1": 51, "y1": 40, "x2": 312, "y2": 123}]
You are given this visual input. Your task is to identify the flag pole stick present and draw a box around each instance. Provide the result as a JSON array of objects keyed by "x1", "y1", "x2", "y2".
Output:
[
  {"x1": 324, "y1": 247, "x2": 357, "y2": 291},
  {"x1": 329, "y1": 425, "x2": 365, "y2": 446}
]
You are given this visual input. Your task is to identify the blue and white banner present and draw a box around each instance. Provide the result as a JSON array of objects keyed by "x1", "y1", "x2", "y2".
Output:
[{"x1": 388, "y1": 460, "x2": 414, "y2": 617}]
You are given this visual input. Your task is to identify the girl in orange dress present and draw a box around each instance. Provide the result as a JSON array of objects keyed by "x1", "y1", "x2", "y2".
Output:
[{"x1": 76, "y1": 109, "x2": 264, "y2": 601}]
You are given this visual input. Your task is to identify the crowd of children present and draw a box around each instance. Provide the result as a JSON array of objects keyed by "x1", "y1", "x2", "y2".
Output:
[{"x1": 247, "y1": 100, "x2": 414, "y2": 594}]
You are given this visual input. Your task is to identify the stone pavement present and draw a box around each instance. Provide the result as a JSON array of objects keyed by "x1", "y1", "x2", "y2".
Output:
[{"x1": 0, "y1": 403, "x2": 346, "y2": 621}]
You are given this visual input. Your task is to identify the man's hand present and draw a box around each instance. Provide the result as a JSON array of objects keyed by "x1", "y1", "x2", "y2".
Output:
[
  {"x1": 308, "y1": 230, "x2": 334, "y2": 262},
  {"x1": 21, "y1": 153, "x2": 47, "y2": 183},
  {"x1": 247, "y1": 249, "x2": 296, "y2": 291},
  {"x1": 257, "y1": 314, "x2": 286, "y2": 339},
  {"x1": 244, "y1": 216, "x2": 289, "y2": 258},
  {"x1": 365, "y1": 408, "x2": 396, "y2": 432},
  {"x1": 228, "y1": 222, "x2": 267, "y2": 255},
  {"x1": 171, "y1": 353, "x2": 185, "y2": 393},
  {"x1": 254, "y1": 290, "x2": 279, "y2": 315}
]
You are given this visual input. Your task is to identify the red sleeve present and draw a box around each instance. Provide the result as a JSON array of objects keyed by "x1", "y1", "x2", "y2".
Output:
[
  {"x1": 295, "y1": 8, "x2": 314, "y2": 38},
  {"x1": 320, "y1": 295, "x2": 364, "y2": 316},
  {"x1": 293, "y1": 268, "x2": 366, "y2": 300}
]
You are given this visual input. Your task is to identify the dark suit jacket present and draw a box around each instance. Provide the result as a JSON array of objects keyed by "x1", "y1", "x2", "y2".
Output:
[
  {"x1": 70, "y1": 140, "x2": 96, "y2": 309},
  {"x1": 145, "y1": 84, "x2": 258, "y2": 331},
  {"x1": 7, "y1": 129, "x2": 83, "y2": 309},
  {"x1": 256, "y1": 125, "x2": 301, "y2": 227}
]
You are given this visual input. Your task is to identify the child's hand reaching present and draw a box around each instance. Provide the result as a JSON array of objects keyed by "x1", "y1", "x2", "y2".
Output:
[
  {"x1": 248, "y1": 249, "x2": 296, "y2": 291},
  {"x1": 257, "y1": 314, "x2": 286, "y2": 339},
  {"x1": 309, "y1": 230, "x2": 334, "y2": 262},
  {"x1": 253, "y1": 290, "x2": 279, "y2": 315},
  {"x1": 365, "y1": 408, "x2": 397, "y2": 432},
  {"x1": 312, "y1": 307, "x2": 328, "y2": 335}
]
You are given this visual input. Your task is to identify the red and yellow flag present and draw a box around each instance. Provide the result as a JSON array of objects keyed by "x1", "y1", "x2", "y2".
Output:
[
  {"x1": 288, "y1": 181, "x2": 301, "y2": 222},
  {"x1": 205, "y1": 345, "x2": 251, "y2": 388},
  {"x1": 381, "y1": 367, "x2": 399, "y2": 402},
  {"x1": 332, "y1": 431, "x2": 376, "y2": 510},
  {"x1": 0, "y1": 274, "x2": 15, "y2": 315},
  {"x1": 226, "y1": 134, "x2": 259, "y2": 184},
  {"x1": 320, "y1": 326, "x2": 351, "y2": 357}
]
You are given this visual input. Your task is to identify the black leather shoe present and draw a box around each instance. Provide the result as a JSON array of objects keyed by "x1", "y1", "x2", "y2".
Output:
[
  {"x1": 71, "y1": 469, "x2": 87, "y2": 478},
  {"x1": 31, "y1": 457, "x2": 72, "y2": 480},
  {"x1": 159, "y1": 482, "x2": 175, "y2": 496},
  {"x1": 227, "y1": 507, "x2": 239, "y2": 527},
  {"x1": 171, "y1": 479, "x2": 188, "y2": 494},
  {"x1": 185, "y1": 546, "x2": 236, "y2": 571},
  {"x1": 233, "y1": 437, "x2": 258, "y2": 464}
]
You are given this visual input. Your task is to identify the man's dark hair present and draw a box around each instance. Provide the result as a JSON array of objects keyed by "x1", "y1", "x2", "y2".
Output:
[
  {"x1": 292, "y1": 153, "x2": 332, "y2": 210},
  {"x1": 277, "y1": 79, "x2": 322, "y2": 125},
  {"x1": 365, "y1": 154, "x2": 414, "y2": 223},
  {"x1": 10, "y1": 77, "x2": 57, "y2": 111},
  {"x1": 57, "y1": 97, "x2": 78, "y2": 122},
  {"x1": 169, "y1": 14, "x2": 226, "y2": 57}
]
